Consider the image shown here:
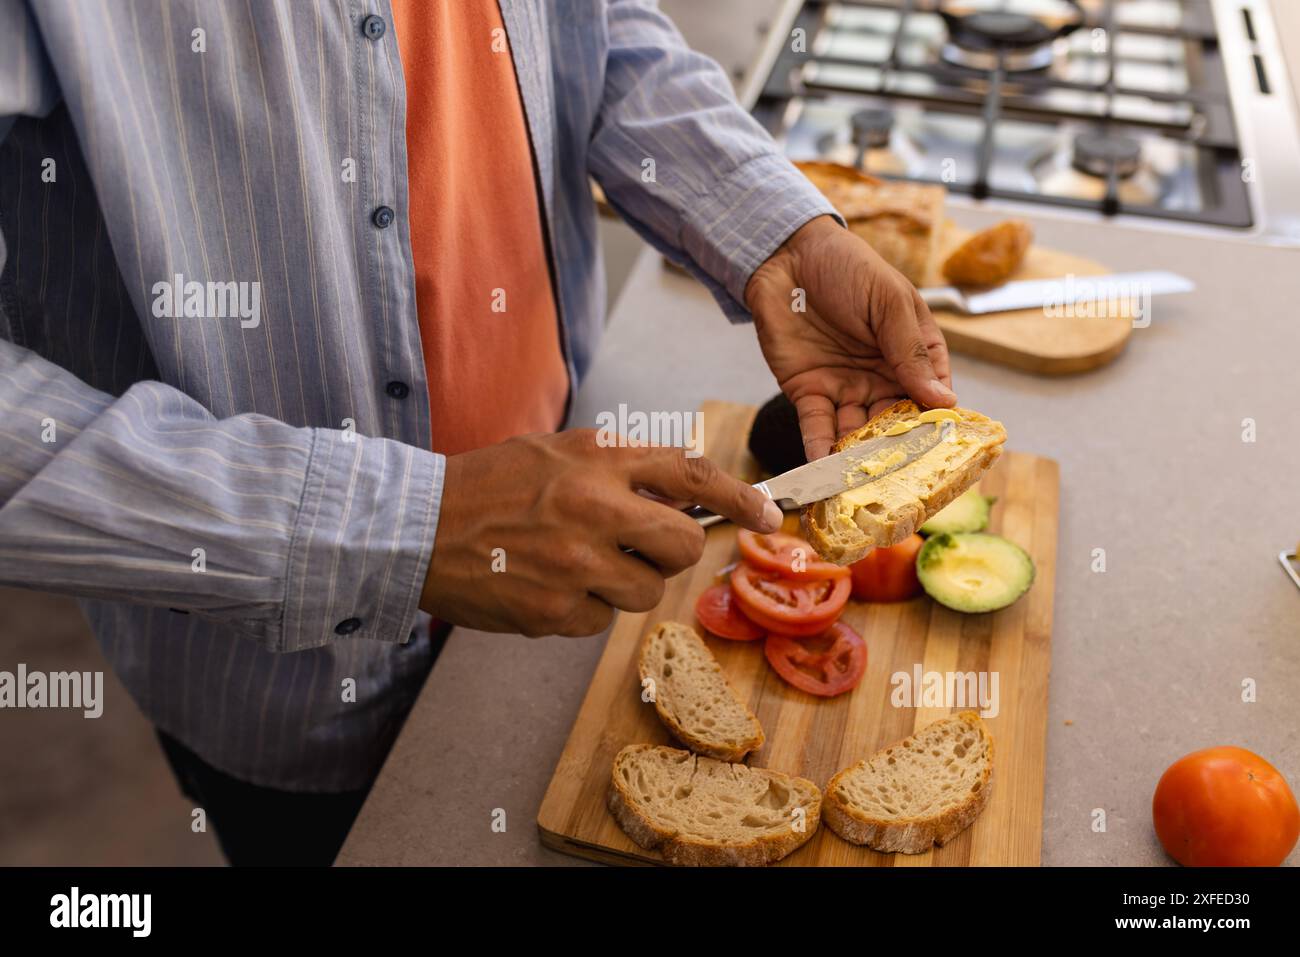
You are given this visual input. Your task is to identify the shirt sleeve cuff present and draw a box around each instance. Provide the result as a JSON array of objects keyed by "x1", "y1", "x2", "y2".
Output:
[
  {"x1": 676, "y1": 153, "x2": 842, "y2": 322},
  {"x1": 278, "y1": 429, "x2": 444, "y2": 652}
]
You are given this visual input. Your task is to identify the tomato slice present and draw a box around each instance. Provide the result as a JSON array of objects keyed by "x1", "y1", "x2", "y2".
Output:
[
  {"x1": 730, "y1": 561, "x2": 850, "y2": 637},
  {"x1": 764, "y1": 622, "x2": 867, "y2": 698},
  {"x1": 693, "y1": 584, "x2": 764, "y2": 642},
  {"x1": 736, "y1": 529, "x2": 850, "y2": 581}
]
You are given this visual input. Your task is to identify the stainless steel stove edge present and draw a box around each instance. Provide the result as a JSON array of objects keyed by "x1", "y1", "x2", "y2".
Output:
[{"x1": 1212, "y1": 0, "x2": 1300, "y2": 246}]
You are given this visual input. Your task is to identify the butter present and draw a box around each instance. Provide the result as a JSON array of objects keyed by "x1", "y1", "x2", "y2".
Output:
[
  {"x1": 838, "y1": 485, "x2": 880, "y2": 512},
  {"x1": 882, "y1": 407, "x2": 962, "y2": 437},
  {"x1": 840, "y1": 446, "x2": 908, "y2": 489},
  {"x1": 835, "y1": 410, "x2": 975, "y2": 515},
  {"x1": 859, "y1": 448, "x2": 906, "y2": 477},
  {"x1": 918, "y1": 408, "x2": 962, "y2": 425}
]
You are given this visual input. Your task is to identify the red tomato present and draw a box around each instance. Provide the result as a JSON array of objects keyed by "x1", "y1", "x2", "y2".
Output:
[
  {"x1": 730, "y1": 562, "x2": 851, "y2": 637},
  {"x1": 1152, "y1": 746, "x2": 1300, "y2": 867},
  {"x1": 693, "y1": 584, "x2": 764, "y2": 642},
  {"x1": 736, "y1": 529, "x2": 850, "y2": 581},
  {"x1": 764, "y1": 622, "x2": 867, "y2": 698},
  {"x1": 849, "y1": 534, "x2": 924, "y2": 602}
]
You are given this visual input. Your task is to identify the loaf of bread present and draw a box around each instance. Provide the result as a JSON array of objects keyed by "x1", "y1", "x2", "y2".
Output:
[
  {"x1": 608, "y1": 744, "x2": 821, "y2": 865},
  {"x1": 802, "y1": 400, "x2": 1006, "y2": 565},
  {"x1": 823, "y1": 711, "x2": 994, "y2": 853},
  {"x1": 796, "y1": 160, "x2": 946, "y2": 287},
  {"x1": 942, "y1": 220, "x2": 1033, "y2": 287},
  {"x1": 639, "y1": 621, "x2": 764, "y2": 761}
]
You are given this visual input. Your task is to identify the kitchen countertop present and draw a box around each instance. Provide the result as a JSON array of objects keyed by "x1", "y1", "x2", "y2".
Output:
[
  {"x1": 339, "y1": 206, "x2": 1300, "y2": 867},
  {"x1": 337, "y1": 4, "x2": 1300, "y2": 867}
]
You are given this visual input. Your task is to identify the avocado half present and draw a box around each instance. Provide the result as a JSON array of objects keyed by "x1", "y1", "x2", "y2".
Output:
[
  {"x1": 916, "y1": 532, "x2": 1034, "y2": 614},
  {"x1": 920, "y1": 488, "x2": 995, "y2": 536}
]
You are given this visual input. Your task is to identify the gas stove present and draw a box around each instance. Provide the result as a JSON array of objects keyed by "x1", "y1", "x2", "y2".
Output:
[{"x1": 745, "y1": 0, "x2": 1300, "y2": 244}]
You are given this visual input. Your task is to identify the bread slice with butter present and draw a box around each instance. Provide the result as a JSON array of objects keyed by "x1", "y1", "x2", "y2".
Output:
[
  {"x1": 801, "y1": 400, "x2": 1006, "y2": 565},
  {"x1": 639, "y1": 621, "x2": 765, "y2": 762},
  {"x1": 607, "y1": 744, "x2": 821, "y2": 866}
]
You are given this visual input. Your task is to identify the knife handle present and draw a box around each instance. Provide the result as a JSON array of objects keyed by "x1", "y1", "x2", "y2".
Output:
[
  {"x1": 681, "y1": 480, "x2": 780, "y2": 530},
  {"x1": 681, "y1": 505, "x2": 727, "y2": 529},
  {"x1": 919, "y1": 285, "x2": 967, "y2": 313},
  {"x1": 620, "y1": 506, "x2": 725, "y2": 560},
  {"x1": 623, "y1": 487, "x2": 783, "y2": 560}
]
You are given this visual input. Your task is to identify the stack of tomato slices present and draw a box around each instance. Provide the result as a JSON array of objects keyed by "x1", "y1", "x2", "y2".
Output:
[{"x1": 694, "y1": 530, "x2": 867, "y2": 698}]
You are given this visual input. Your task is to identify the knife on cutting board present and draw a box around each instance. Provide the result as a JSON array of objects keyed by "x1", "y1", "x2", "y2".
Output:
[
  {"x1": 919, "y1": 270, "x2": 1194, "y2": 315},
  {"x1": 683, "y1": 420, "x2": 954, "y2": 529}
]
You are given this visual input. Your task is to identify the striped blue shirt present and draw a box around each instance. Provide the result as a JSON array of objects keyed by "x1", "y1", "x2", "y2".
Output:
[{"x1": 0, "y1": 0, "x2": 835, "y2": 789}]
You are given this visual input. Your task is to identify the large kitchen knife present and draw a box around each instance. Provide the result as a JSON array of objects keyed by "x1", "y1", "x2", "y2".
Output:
[
  {"x1": 919, "y1": 270, "x2": 1194, "y2": 315},
  {"x1": 684, "y1": 420, "x2": 954, "y2": 529}
]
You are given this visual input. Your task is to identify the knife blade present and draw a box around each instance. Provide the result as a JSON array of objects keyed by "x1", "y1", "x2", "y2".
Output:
[
  {"x1": 683, "y1": 420, "x2": 953, "y2": 528},
  {"x1": 920, "y1": 270, "x2": 1194, "y2": 315}
]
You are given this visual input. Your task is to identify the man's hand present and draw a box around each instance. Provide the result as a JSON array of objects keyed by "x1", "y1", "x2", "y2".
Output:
[
  {"x1": 420, "y1": 430, "x2": 784, "y2": 638},
  {"x1": 745, "y1": 214, "x2": 956, "y2": 461}
]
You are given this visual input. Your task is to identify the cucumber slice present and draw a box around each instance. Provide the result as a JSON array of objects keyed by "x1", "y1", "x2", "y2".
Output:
[
  {"x1": 916, "y1": 533, "x2": 1034, "y2": 613},
  {"x1": 920, "y1": 488, "x2": 995, "y2": 536}
]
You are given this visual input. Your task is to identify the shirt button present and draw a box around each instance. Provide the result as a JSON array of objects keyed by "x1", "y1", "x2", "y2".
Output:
[
  {"x1": 361, "y1": 15, "x2": 386, "y2": 40},
  {"x1": 385, "y1": 381, "x2": 410, "y2": 399},
  {"x1": 372, "y1": 205, "x2": 395, "y2": 229},
  {"x1": 334, "y1": 617, "x2": 363, "y2": 636}
]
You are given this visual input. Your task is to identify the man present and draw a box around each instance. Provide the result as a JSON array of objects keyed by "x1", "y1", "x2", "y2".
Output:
[{"x1": 0, "y1": 0, "x2": 953, "y2": 864}]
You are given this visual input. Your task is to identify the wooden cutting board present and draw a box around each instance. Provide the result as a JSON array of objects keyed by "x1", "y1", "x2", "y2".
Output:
[
  {"x1": 537, "y1": 400, "x2": 1059, "y2": 866},
  {"x1": 929, "y1": 222, "x2": 1134, "y2": 375}
]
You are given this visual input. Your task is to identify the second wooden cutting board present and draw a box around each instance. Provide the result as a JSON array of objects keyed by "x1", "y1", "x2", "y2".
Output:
[
  {"x1": 929, "y1": 222, "x2": 1135, "y2": 375},
  {"x1": 538, "y1": 400, "x2": 1059, "y2": 866}
]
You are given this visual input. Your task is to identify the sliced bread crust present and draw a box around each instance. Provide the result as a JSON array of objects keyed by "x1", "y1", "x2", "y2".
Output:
[
  {"x1": 801, "y1": 400, "x2": 1006, "y2": 565},
  {"x1": 823, "y1": 711, "x2": 994, "y2": 853},
  {"x1": 639, "y1": 621, "x2": 765, "y2": 761},
  {"x1": 608, "y1": 744, "x2": 821, "y2": 866}
]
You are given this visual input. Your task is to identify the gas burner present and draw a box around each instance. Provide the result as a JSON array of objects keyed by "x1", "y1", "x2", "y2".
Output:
[
  {"x1": 1072, "y1": 132, "x2": 1142, "y2": 180},
  {"x1": 850, "y1": 108, "x2": 894, "y2": 150},
  {"x1": 939, "y1": 39, "x2": 1053, "y2": 73},
  {"x1": 940, "y1": 14, "x2": 1056, "y2": 72},
  {"x1": 938, "y1": 2, "x2": 1084, "y2": 74}
]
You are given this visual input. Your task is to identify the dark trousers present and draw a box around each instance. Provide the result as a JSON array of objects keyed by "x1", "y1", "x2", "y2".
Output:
[
  {"x1": 156, "y1": 729, "x2": 370, "y2": 866},
  {"x1": 154, "y1": 620, "x2": 449, "y2": 865}
]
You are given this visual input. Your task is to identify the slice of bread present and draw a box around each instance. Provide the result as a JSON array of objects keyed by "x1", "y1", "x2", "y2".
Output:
[
  {"x1": 802, "y1": 400, "x2": 1006, "y2": 565},
  {"x1": 608, "y1": 744, "x2": 821, "y2": 866},
  {"x1": 639, "y1": 622, "x2": 765, "y2": 761},
  {"x1": 823, "y1": 711, "x2": 994, "y2": 853},
  {"x1": 795, "y1": 160, "x2": 947, "y2": 287}
]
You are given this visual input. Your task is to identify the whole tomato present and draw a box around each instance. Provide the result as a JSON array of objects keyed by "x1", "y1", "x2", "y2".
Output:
[
  {"x1": 1152, "y1": 746, "x2": 1300, "y2": 867},
  {"x1": 849, "y1": 534, "x2": 924, "y2": 602}
]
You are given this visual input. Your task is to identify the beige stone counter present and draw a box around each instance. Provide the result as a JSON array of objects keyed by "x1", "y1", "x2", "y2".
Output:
[
  {"x1": 337, "y1": 2, "x2": 1300, "y2": 867},
  {"x1": 338, "y1": 203, "x2": 1299, "y2": 866}
]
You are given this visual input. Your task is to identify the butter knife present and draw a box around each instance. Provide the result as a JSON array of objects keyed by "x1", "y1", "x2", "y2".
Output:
[
  {"x1": 685, "y1": 420, "x2": 954, "y2": 529},
  {"x1": 919, "y1": 270, "x2": 1194, "y2": 315}
]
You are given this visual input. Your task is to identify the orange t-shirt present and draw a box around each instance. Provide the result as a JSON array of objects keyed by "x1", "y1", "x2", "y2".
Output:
[{"x1": 391, "y1": 1, "x2": 569, "y2": 456}]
